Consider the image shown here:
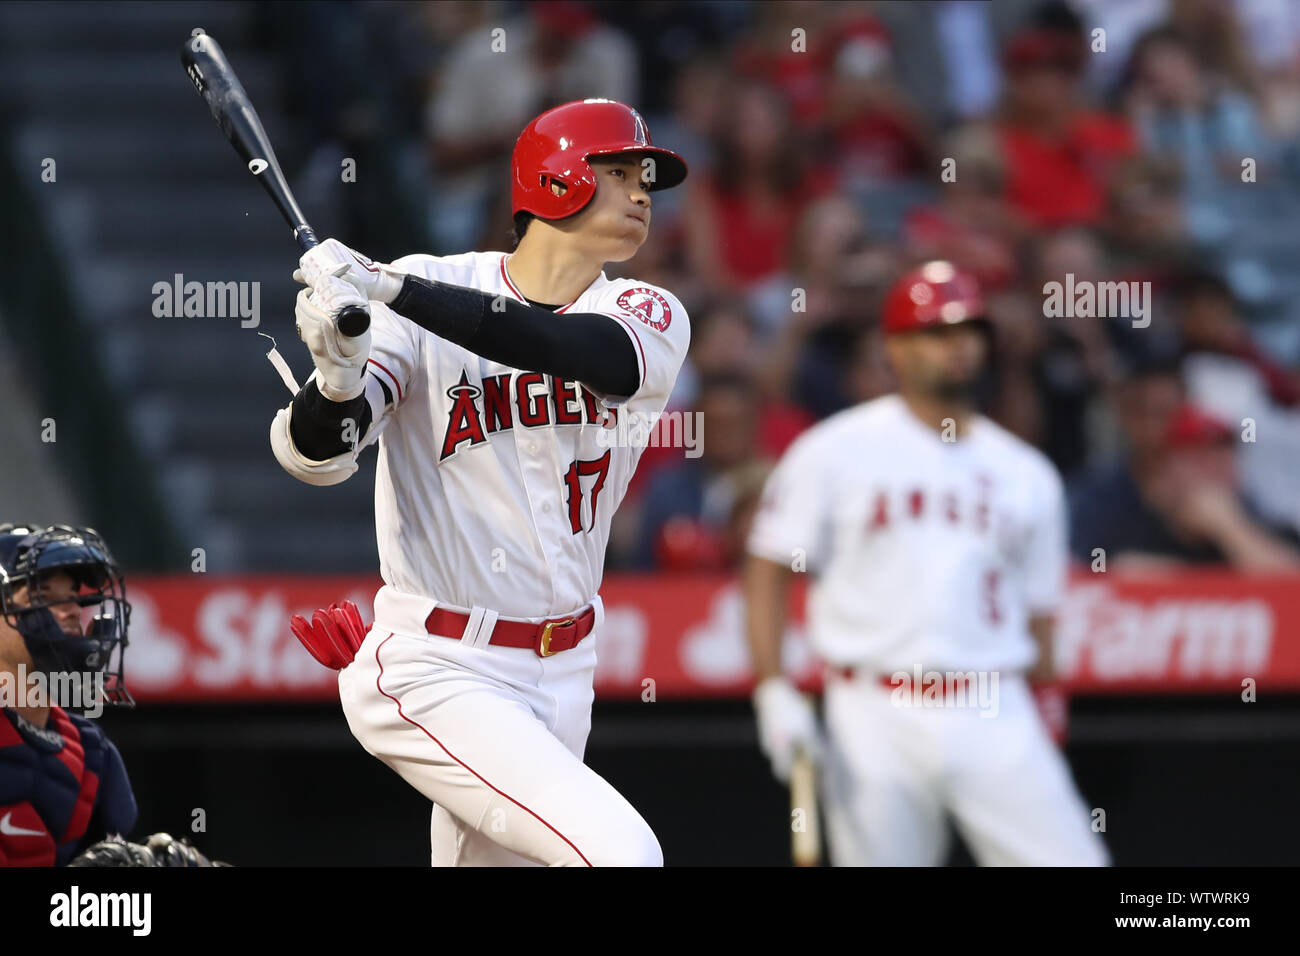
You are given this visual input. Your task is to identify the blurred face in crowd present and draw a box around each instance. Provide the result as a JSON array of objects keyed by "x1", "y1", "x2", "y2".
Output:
[
  {"x1": 693, "y1": 308, "x2": 755, "y2": 377},
  {"x1": 1110, "y1": 161, "x2": 1184, "y2": 244},
  {"x1": 793, "y1": 196, "x2": 868, "y2": 280},
  {"x1": 1114, "y1": 373, "x2": 1183, "y2": 459},
  {"x1": 1006, "y1": 63, "x2": 1077, "y2": 121},
  {"x1": 1180, "y1": 290, "x2": 1243, "y2": 350},
  {"x1": 1135, "y1": 38, "x2": 1200, "y2": 107},
  {"x1": 556, "y1": 155, "x2": 652, "y2": 263},
  {"x1": 675, "y1": 57, "x2": 728, "y2": 136},
  {"x1": 729, "y1": 85, "x2": 788, "y2": 165},
  {"x1": 1036, "y1": 229, "x2": 1104, "y2": 287},
  {"x1": 699, "y1": 384, "x2": 758, "y2": 470},
  {"x1": 885, "y1": 322, "x2": 988, "y2": 402}
]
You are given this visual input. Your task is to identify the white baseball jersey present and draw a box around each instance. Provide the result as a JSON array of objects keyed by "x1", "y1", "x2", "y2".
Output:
[
  {"x1": 747, "y1": 394, "x2": 1067, "y2": 672},
  {"x1": 355, "y1": 250, "x2": 689, "y2": 630}
]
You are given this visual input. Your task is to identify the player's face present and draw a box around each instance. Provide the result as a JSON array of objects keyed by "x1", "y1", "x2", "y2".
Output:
[
  {"x1": 886, "y1": 323, "x2": 987, "y2": 400},
  {"x1": 568, "y1": 156, "x2": 652, "y2": 262},
  {"x1": 699, "y1": 386, "x2": 757, "y2": 469},
  {"x1": 12, "y1": 571, "x2": 86, "y2": 636}
]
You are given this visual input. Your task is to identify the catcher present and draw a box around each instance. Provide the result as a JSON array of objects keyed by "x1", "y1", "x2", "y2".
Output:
[{"x1": 0, "y1": 522, "x2": 222, "y2": 867}]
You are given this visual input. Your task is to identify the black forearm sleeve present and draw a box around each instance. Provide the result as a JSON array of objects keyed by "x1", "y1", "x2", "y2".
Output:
[
  {"x1": 390, "y1": 275, "x2": 640, "y2": 398},
  {"x1": 289, "y1": 379, "x2": 373, "y2": 460}
]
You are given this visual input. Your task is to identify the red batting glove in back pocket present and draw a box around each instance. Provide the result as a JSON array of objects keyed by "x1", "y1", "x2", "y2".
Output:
[{"x1": 290, "y1": 600, "x2": 369, "y2": 670}]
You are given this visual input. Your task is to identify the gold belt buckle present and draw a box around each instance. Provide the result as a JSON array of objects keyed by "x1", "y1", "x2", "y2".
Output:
[{"x1": 538, "y1": 618, "x2": 576, "y2": 657}]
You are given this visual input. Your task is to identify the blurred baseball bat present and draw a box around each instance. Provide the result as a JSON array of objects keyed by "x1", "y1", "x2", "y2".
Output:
[
  {"x1": 790, "y1": 744, "x2": 821, "y2": 866},
  {"x1": 181, "y1": 31, "x2": 370, "y2": 337}
]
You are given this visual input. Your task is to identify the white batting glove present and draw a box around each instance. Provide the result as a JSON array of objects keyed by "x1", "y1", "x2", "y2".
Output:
[
  {"x1": 295, "y1": 273, "x2": 371, "y2": 401},
  {"x1": 752, "y1": 676, "x2": 821, "y2": 784},
  {"x1": 294, "y1": 237, "x2": 405, "y2": 305}
]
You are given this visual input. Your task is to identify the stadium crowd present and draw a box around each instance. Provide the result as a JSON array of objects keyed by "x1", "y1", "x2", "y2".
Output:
[{"x1": 279, "y1": 0, "x2": 1300, "y2": 573}]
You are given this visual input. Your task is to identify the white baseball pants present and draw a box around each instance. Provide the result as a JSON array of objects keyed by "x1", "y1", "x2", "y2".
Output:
[
  {"x1": 820, "y1": 672, "x2": 1110, "y2": 866},
  {"x1": 338, "y1": 623, "x2": 661, "y2": 867}
]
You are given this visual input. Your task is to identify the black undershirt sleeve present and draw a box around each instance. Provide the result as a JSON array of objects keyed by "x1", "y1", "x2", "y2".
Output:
[
  {"x1": 289, "y1": 378, "x2": 381, "y2": 461},
  {"x1": 289, "y1": 273, "x2": 641, "y2": 462},
  {"x1": 389, "y1": 274, "x2": 641, "y2": 399}
]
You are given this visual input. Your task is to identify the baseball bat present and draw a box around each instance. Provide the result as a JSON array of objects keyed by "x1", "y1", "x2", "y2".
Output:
[
  {"x1": 790, "y1": 744, "x2": 822, "y2": 866},
  {"x1": 181, "y1": 31, "x2": 370, "y2": 337}
]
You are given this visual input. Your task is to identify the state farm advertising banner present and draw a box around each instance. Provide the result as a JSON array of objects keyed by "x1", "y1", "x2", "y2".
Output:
[{"x1": 118, "y1": 572, "x2": 1299, "y2": 702}]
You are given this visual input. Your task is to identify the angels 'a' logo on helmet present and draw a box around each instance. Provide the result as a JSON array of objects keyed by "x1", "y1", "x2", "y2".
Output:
[{"x1": 616, "y1": 287, "x2": 672, "y2": 332}]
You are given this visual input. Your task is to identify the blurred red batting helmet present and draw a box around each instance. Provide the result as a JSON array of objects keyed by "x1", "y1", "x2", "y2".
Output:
[
  {"x1": 882, "y1": 261, "x2": 986, "y2": 335},
  {"x1": 511, "y1": 99, "x2": 688, "y2": 220}
]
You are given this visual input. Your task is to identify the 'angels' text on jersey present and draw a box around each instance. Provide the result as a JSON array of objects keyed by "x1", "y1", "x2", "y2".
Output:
[
  {"x1": 355, "y1": 251, "x2": 690, "y2": 631},
  {"x1": 748, "y1": 395, "x2": 1066, "y2": 673}
]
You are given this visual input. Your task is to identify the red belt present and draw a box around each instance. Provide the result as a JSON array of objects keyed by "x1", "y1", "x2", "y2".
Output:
[
  {"x1": 425, "y1": 605, "x2": 596, "y2": 657},
  {"x1": 828, "y1": 665, "x2": 875, "y2": 683}
]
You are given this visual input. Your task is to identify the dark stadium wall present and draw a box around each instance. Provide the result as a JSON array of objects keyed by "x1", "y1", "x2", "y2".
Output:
[{"x1": 96, "y1": 697, "x2": 1300, "y2": 866}]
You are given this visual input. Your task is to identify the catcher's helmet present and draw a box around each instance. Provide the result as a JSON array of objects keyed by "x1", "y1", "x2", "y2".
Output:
[
  {"x1": 511, "y1": 99, "x2": 688, "y2": 220},
  {"x1": 0, "y1": 524, "x2": 133, "y2": 707},
  {"x1": 882, "y1": 261, "x2": 986, "y2": 335},
  {"x1": 0, "y1": 522, "x2": 42, "y2": 574}
]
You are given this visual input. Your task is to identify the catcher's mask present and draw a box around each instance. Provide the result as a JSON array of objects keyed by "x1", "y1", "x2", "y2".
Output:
[{"x1": 0, "y1": 524, "x2": 133, "y2": 708}]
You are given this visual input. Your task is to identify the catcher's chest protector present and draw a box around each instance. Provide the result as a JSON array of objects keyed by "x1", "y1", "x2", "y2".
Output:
[{"x1": 0, "y1": 706, "x2": 136, "y2": 865}]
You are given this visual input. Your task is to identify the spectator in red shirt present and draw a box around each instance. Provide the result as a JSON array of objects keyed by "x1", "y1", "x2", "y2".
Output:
[
  {"x1": 823, "y1": 13, "x2": 933, "y2": 185},
  {"x1": 729, "y1": 0, "x2": 836, "y2": 130},
  {"x1": 996, "y1": 29, "x2": 1136, "y2": 229},
  {"x1": 683, "y1": 80, "x2": 836, "y2": 294},
  {"x1": 903, "y1": 125, "x2": 1029, "y2": 291}
]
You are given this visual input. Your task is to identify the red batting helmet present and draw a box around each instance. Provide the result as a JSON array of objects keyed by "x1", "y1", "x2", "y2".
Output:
[
  {"x1": 511, "y1": 99, "x2": 688, "y2": 220},
  {"x1": 882, "y1": 261, "x2": 986, "y2": 335}
]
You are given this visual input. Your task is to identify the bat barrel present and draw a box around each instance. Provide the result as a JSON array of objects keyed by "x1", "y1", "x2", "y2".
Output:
[{"x1": 182, "y1": 31, "x2": 370, "y2": 338}]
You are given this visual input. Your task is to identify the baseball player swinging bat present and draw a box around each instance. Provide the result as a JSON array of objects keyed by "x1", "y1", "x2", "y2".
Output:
[{"x1": 180, "y1": 30, "x2": 369, "y2": 337}]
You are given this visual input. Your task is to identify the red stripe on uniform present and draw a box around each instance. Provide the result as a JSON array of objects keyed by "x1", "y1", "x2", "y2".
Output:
[
  {"x1": 372, "y1": 632, "x2": 594, "y2": 867},
  {"x1": 367, "y1": 359, "x2": 403, "y2": 403},
  {"x1": 499, "y1": 255, "x2": 524, "y2": 301}
]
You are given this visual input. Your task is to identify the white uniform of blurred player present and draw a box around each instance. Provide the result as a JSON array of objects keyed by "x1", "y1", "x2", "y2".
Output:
[
  {"x1": 744, "y1": 262, "x2": 1108, "y2": 867},
  {"x1": 273, "y1": 100, "x2": 690, "y2": 866}
]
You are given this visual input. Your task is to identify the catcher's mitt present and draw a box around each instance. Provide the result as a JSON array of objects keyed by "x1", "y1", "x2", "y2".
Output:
[{"x1": 69, "y1": 833, "x2": 229, "y2": 867}]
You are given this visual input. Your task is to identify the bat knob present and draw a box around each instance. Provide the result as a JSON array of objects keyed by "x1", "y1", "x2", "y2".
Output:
[{"x1": 336, "y1": 305, "x2": 370, "y2": 338}]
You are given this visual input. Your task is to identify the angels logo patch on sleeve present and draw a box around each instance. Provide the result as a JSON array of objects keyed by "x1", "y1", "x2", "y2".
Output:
[{"x1": 616, "y1": 287, "x2": 672, "y2": 332}]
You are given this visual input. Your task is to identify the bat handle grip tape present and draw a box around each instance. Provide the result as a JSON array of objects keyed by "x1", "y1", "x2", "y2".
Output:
[{"x1": 336, "y1": 305, "x2": 371, "y2": 338}]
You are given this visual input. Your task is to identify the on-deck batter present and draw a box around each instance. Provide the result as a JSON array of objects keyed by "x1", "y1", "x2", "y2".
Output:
[
  {"x1": 744, "y1": 261, "x2": 1109, "y2": 866},
  {"x1": 272, "y1": 100, "x2": 690, "y2": 866}
]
